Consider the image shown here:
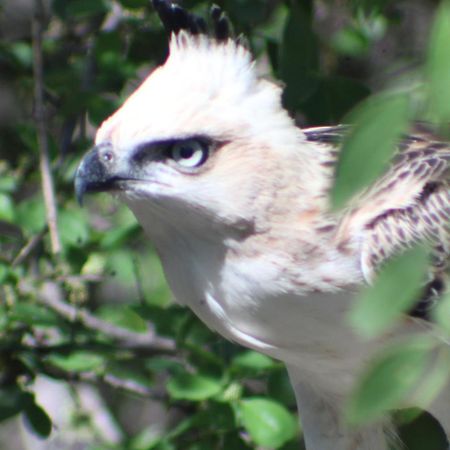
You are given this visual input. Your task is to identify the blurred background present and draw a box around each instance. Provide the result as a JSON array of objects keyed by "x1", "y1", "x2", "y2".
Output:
[{"x1": 0, "y1": 0, "x2": 449, "y2": 449}]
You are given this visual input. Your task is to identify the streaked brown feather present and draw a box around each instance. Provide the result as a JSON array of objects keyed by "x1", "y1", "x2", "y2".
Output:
[{"x1": 305, "y1": 124, "x2": 450, "y2": 318}]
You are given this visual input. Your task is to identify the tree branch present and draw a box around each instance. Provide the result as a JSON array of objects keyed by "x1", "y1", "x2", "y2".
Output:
[
  {"x1": 12, "y1": 226, "x2": 47, "y2": 266},
  {"x1": 32, "y1": 0, "x2": 61, "y2": 255},
  {"x1": 37, "y1": 281, "x2": 176, "y2": 353}
]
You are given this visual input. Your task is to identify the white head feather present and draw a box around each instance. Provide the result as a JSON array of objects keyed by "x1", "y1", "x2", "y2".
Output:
[{"x1": 95, "y1": 32, "x2": 304, "y2": 153}]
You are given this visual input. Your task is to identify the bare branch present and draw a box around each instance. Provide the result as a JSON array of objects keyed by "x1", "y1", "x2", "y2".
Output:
[
  {"x1": 12, "y1": 226, "x2": 47, "y2": 266},
  {"x1": 41, "y1": 363, "x2": 167, "y2": 400},
  {"x1": 38, "y1": 281, "x2": 176, "y2": 353},
  {"x1": 32, "y1": 0, "x2": 61, "y2": 255}
]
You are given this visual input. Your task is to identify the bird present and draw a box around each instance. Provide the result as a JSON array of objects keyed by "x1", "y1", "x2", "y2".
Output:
[{"x1": 75, "y1": 1, "x2": 450, "y2": 449}]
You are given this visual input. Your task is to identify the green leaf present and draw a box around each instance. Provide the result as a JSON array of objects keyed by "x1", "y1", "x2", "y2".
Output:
[
  {"x1": 81, "y1": 252, "x2": 106, "y2": 276},
  {"x1": 331, "y1": 93, "x2": 409, "y2": 209},
  {"x1": 16, "y1": 196, "x2": 46, "y2": 235},
  {"x1": 11, "y1": 303, "x2": 60, "y2": 327},
  {"x1": 232, "y1": 350, "x2": 278, "y2": 373},
  {"x1": 0, "y1": 176, "x2": 17, "y2": 193},
  {"x1": 0, "y1": 193, "x2": 14, "y2": 221},
  {"x1": 349, "y1": 246, "x2": 429, "y2": 338},
  {"x1": 238, "y1": 397, "x2": 297, "y2": 448},
  {"x1": 96, "y1": 305, "x2": 148, "y2": 333},
  {"x1": 48, "y1": 351, "x2": 105, "y2": 373},
  {"x1": 58, "y1": 208, "x2": 90, "y2": 247},
  {"x1": 23, "y1": 402, "x2": 52, "y2": 438},
  {"x1": 0, "y1": 388, "x2": 33, "y2": 422},
  {"x1": 427, "y1": 1, "x2": 450, "y2": 123},
  {"x1": 346, "y1": 338, "x2": 435, "y2": 424},
  {"x1": 332, "y1": 27, "x2": 370, "y2": 56},
  {"x1": 166, "y1": 371, "x2": 223, "y2": 401}
]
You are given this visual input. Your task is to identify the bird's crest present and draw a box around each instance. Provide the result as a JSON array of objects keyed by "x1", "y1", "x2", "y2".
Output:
[
  {"x1": 95, "y1": 1, "x2": 296, "y2": 151},
  {"x1": 152, "y1": 0, "x2": 234, "y2": 42}
]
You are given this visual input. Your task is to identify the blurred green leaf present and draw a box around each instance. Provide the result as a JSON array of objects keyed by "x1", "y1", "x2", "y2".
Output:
[
  {"x1": 0, "y1": 175, "x2": 17, "y2": 193},
  {"x1": 48, "y1": 351, "x2": 105, "y2": 373},
  {"x1": 11, "y1": 303, "x2": 60, "y2": 327},
  {"x1": 238, "y1": 397, "x2": 297, "y2": 448},
  {"x1": 23, "y1": 402, "x2": 52, "y2": 438},
  {"x1": 232, "y1": 350, "x2": 278, "y2": 373},
  {"x1": 167, "y1": 370, "x2": 224, "y2": 401},
  {"x1": 96, "y1": 305, "x2": 148, "y2": 333},
  {"x1": 349, "y1": 246, "x2": 429, "y2": 338},
  {"x1": 332, "y1": 27, "x2": 370, "y2": 56},
  {"x1": 58, "y1": 208, "x2": 90, "y2": 247},
  {"x1": 0, "y1": 387, "x2": 33, "y2": 422},
  {"x1": 16, "y1": 196, "x2": 46, "y2": 235},
  {"x1": 0, "y1": 193, "x2": 15, "y2": 222},
  {"x1": 346, "y1": 337, "x2": 435, "y2": 424},
  {"x1": 9, "y1": 42, "x2": 33, "y2": 68},
  {"x1": 81, "y1": 252, "x2": 106, "y2": 276},
  {"x1": 427, "y1": 1, "x2": 450, "y2": 123},
  {"x1": 332, "y1": 93, "x2": 409, "y2": 209}
]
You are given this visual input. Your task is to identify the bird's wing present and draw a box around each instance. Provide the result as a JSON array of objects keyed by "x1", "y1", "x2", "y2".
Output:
[{"x1": 332, "y1": 127, "x2": 449, "y2": 296}]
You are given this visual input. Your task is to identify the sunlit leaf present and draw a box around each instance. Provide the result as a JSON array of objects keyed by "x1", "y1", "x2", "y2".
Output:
[
  {"x1": 238, "y1": 397, "x2": 297, "y2": 448},
  {"x1": 231, "y1": 350, "x2": 278, "y2": 373},
  {"x1": 48, "y1": 351, "x2": 105, "y2": 373},
  {"x1": 96, "y1": 305, "x2": 148, "y2": 333},
  {"x1": 0, "y1": 193, "x2": 14, "y2": 222},
  {"x1": 167, "y1": 371, "x2": 223, "y2": 401}
]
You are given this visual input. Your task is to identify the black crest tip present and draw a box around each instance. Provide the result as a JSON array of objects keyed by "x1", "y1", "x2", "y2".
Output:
[{"x1": 152, "y1": 0, "x2": 233, "y2": 41}]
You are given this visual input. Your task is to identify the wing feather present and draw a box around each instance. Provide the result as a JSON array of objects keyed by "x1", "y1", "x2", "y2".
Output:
[{"x1": 333, "y1": 130, "x2": 450, "y2": 283}]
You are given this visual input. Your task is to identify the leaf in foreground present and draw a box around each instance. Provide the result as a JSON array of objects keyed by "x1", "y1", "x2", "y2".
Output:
[
  {"x1": 331, "y1": 93, "x2": 409, "y2": 209},
  {"x1": 166, "y1": 371, "x2": 223, "y2": 401},
  {"x1": 238, "y1": 397, "x2": 297, "y2": 448},
  {"x1": 346, "y1": 338, "x2": 434, "y2": 424},
  {"x1": 349, "y1": 246, "x2": 429, "y2": 338}
]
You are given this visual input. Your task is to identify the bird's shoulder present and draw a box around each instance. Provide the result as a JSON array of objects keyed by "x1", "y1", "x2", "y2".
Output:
[{"x1": 303, "y1": 123, "x2": 449, "y2": 319}]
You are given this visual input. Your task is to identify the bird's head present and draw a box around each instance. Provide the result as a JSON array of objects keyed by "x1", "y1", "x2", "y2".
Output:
[{"x1": 75, "y1": 1, "x2": 309, "y2": 241}]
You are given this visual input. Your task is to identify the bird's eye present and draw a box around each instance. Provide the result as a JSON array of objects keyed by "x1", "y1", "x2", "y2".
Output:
[{"x1": 168, "y1": 140, "x2": 209, "y2": 168}]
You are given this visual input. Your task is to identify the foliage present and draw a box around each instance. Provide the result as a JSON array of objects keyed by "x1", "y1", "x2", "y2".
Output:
[{"x1": 0, "y1": 0, "x2": 449, "y2": 449}]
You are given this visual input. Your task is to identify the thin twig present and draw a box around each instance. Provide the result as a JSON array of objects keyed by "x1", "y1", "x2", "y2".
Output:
[
  {"x1": 32, "y1": 0, "x2": 61, "y2": 255},
  {"x1": 12, "y1": 226, "x2": 47, "y2": 266},
  {"x1": 38, "y1": 281, "x2": 176, "y2": 353},
  {"x1": 41, "y1": 363, "x2": 167, "y2": 399}
]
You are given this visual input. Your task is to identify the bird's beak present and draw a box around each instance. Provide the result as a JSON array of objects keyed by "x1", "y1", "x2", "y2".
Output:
[{"x1": 75, "y1": 146, "x2": 117, "y2": 205}]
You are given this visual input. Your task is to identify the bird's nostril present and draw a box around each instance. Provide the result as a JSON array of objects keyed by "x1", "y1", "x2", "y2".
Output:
[{"x1": 102, "y1": 151, "x2": 114, "y2": 163}]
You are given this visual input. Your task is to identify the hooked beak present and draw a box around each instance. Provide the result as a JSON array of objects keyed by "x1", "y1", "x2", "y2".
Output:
[{"x1": 75, "y1": 146, "x2": 118, "y2": 205}]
